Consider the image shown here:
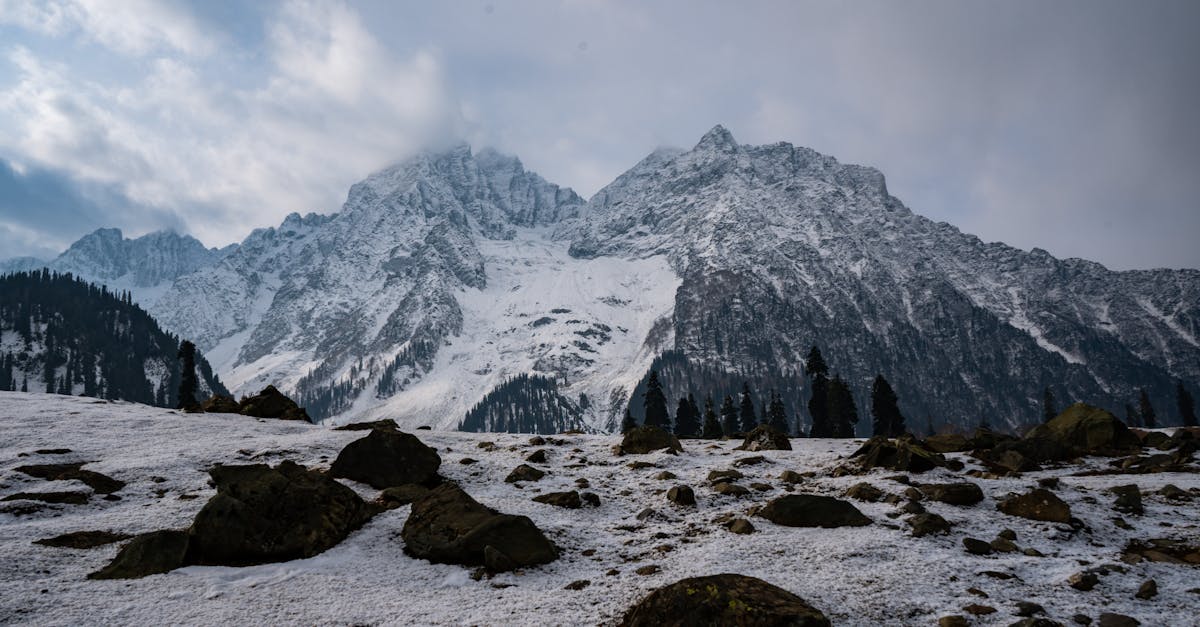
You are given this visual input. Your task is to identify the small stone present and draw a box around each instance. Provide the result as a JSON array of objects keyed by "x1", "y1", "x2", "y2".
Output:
[
  {"x1": 1159, "y1": 484, "x2": 1190, "y2": 500},
  {"x1": 528, "y1": 436, "x2": 546, "y2": 446},
  {"x1": 564, "y1": 579, "x2": 590, "y2": 590},
  {"x1": 532, "y1": 491, "x2": 582, "y2": 509},
  {"x1": 707, "y1": 469, "x2": 744, "y2": 484},
  {"x1": 654, "y1": 471, "x2": 677, "y2": 481},
  {"x1": 998, "y1": 529, "x2": 1017, "y2": 541},
  {"x1": 967, "y1": 587, "x2": 988, "y2": 597},
  {"x1": 1072, "y1": 614, "x2": 1092, "y2": 625},
  {"x1": 749, "y1": 482, "x2": 773, "y2": 492},
  {"x1": 1068, "y1": 571, "x2": 1099, "y2": 591},
  {"x1": 458, "y1": 458, "x2": 478, "y2": 465},
  {"x1": 963, "y1": 603, "x2": 996, "y2": 615},
  {"x1": 900, "y1": 500, "x2": 926, "y2": 515},
  {"x1": 581, "y1": 492, "x2": 601, "y2": 507},
  {"x1": 575, "y1": 478, "x2": 590, "y2": 488},
  {"x1": 1015, "y1": 601, "x2": 1045, "y2": 617},
  {"x1": 1135, "y1": 579, "x2": 1157, "y2": 600},
  {"x1": 628, "y1": 460, "x2": 657, "y2": 470},
  {"x1": 779, "y1": 470, "x2": 804, "y2": 484},
  {"x1": 963, "y1": 537, "x2": 993, "y2": 555},
  {"x1": 1037, "y1": 477, "x2": 1061, "y2": 489},
  {"x1": 732, "y1": 455, "x2": 767, "y2": 466},
  {"x1": 635, "y1": 564, "x2": 660, "y2": 576},
  {"x1": 727, "y1": 518, "x2": 755, "y2": 535},
  {"x1": 504, "y1": 464, "x2": 545, "y2": 483},
  {"x1": 1023, "y1": 548, "x2": 1045, "y2": 557},
  {"x1": 846, "y1": 482, "x2": 884, "y2": 502},
  {"x1": 1097, "y1": 613, "x2": 1140, "y2": 627},
  {"x1": 525, "y1": 449, "x2": 548, "y2": 464},
  {"x1": 921, "y1": 482, "x2": 984, "y2": 506},
  {"x1": 939, "y1": 617, "x2": 969, "y2": 627},
  {"x1": 666, "y1": 485, "x2": 696, "y2": 506},
  {"x1": 1110, "y1": 485, "x2": 1143, "y2": 515},
  {"x1": 713, "y1": 482, "x2": 749, "y2": 497},
  {"x1": 991, "y1": 538, "x2": 1019, "y2": 553},
  {"x1": 908, "y1": 512, "x2": 952, "y2": 537}
]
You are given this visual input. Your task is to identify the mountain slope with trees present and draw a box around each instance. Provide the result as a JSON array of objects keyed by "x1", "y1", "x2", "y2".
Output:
[{"x1": 0, "y1": 270, "x2": 227, "y2": 406}]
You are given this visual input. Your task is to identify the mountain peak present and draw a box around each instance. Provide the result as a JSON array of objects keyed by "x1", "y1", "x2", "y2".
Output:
[{"x1": 695, "y1": 124, "x2": 739, "y2": 152}]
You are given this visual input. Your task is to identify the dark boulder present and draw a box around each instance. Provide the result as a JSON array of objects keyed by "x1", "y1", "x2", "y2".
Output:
[
  {"x1": 334, "y1": 419, "x2": 399, "y2": 432},
  {"x1": 88, "y1": 530, "x2": 190, "y2": 580},
  {"x1": 15, "y1": 462, "x2": 125, "y2": 494},
  {"x1": 1110, "y1": 485, "x2": 1143, "y2": 515},
  {"x1": 997, "y1": 488, "x2": 1072, "y2": 523},
  {"x1": 237, "y1": 385, "x2": 312, "y2": 422},
  {"x1": 532, "y1": 491, "x2": 583, "y2": 509},
  {"x1": 505, "y1": 464, "x2": 546, "y2": 483},
  {"x1": 200, "y1": 394, "x2": 241, "y2": 413},
  {"x1": 919, "y1": 482, "x2": 984, "y2": 506},
  {"x1": 757, "y1": 495, "x2": 871, "y2": 528},
  {"x1": 845, "y1": 482, "x2": 884, "y2": 502},
  {"x1": 401, "y1": 483, "x2": 557, "y2": 572},
  {"x1": 35, "y1": 530, "x2": 131, "y2": 549},
  {"x1": 619, "y1": 426, "x2": 683, "y2": 455},
  {"x1": 850, "y1": 436, "x2": 946, "y2": 473},
  {"x1": 1026, "y1": 403, "x2": 1141, "y2": 455},
  {"x1": 619, "y1": 573, "x2": 830, "y2": 627},
  {"x1": 924, "y1": 433, "x2": 971, "y2": 453},
  {"x1": 737, "y1": 425, "x2": 792, "y2": 451},
  {"x1": 329, "y1": 429, "x2": 442, "y2": 489},
  {"x1": 667, "y1": 485, "x2": 696, "y2": 506},
  {"x1": 908, "y1": 512, "x2": 952, "y2": 537},
  {"x1": 187, "y1": 461, "x2": 375, "y2": 566},
  {"x1": 2, "y1": 491, "x2": 89, "y2": 505}
]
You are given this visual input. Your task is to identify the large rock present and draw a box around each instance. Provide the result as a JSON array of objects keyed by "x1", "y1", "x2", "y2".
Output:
[
  {"x1": 619, "y1": 426, "x2": 683, "y2": 455},
  {"x1": 237, "y1": 385, "x2": 312, "y2": 422},
  {"x1": 401, "y1": 483, "x2": 558, "y2": 572},
  {"x1": 88, "y1": 530, "x2": 190, "y2": 580},
  {"x1": 757, "y1": 495, "x2": 871, "y2": 528},
  {"x1": 977, "y1": 437, "x2": 1075, "y2": 472},
  {"x1": 737, "y1": 425, "x2": 793, "y2": 451},
  {"x1": 997, "y1": 488, "x2": 1072, "y2": 523},
  {"x1": 187, "y1": 461, "x2": 375, "y2": 566},
  {"x1": 1026, "y1": 403, "x2": 1141, "y2": 455},
  {"x1": 850, "y1": 436, "x2": 947, "y2": 473},
  {"x1": 329, "y1": 429, "x2": 442, "y2": 489},
  {"x1": 618, "y1": 573, "x2": 830, "y2": 627}
]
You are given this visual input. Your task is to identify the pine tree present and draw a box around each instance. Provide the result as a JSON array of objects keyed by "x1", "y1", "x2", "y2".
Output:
[
  {"x1": 177, "y1": 340, "x2": 199, "y2": 410},
  {"x1": 642, "y1": 370, "x2": 670, "y2": 429},
  {"x1": 701, "y1": 396, "x2": 723, "y2": 438},
  {"x1": 828, "y1": 375, "x2": 859, "y2": 438},
  {"x1": 674, "y1": 396, "x2": 700, "y2": 437},
  {"x1": 720, "y1": 395, "x2": 739, "y2": 435},
  {"x1": 871, "y1": 375, "x2": 905, "y2": 437},
  {"x1": 687, "y1": 394, "x2": 700, "y2": 426},
  {"x1": 1177, "y1": 381, "x2": 1196, "y2": 427},
  {"x1": 739, "y1": 382, "x2": 758, "y2": 432},
  {"x1": 1042, "y1": 387, "x2": 1058, "y2": 423},
  {"x1": 806, "y1": 346, "x2": 830, "y2": 438},
  {"x1": 1138, "y1": 388, "x2": 1157, "y2": 429},
  {"x1": 766, "y1": 390, "x2": 789, "y2": 434},
  {"x1": 621, "y1": 407, "x2": 637, "y2": 434}
]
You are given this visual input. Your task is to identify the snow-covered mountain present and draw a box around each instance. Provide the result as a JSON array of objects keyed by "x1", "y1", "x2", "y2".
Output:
[
  {"x1": 0, "y1": 228, "x2": 233, "y2": 305},
  {"x1": 18, "y1": 127, "x2": 1198, "y2": 433}
]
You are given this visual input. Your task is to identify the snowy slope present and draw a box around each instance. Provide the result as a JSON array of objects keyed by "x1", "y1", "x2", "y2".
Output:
[{"x1": 2, "y1": 393, "x2": 1197, "y2": 626}]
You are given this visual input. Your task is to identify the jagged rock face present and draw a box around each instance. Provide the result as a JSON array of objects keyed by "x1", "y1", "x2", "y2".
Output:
[
  {"x1": 151, "y1": 146, "x2": 585, "y2": 423},
  {"x1": 569, "y1": 126, "x2": 1199, "y2": 432},
  {"x1": 37, "y1": 228, "x2": 231, "y2": 291}
]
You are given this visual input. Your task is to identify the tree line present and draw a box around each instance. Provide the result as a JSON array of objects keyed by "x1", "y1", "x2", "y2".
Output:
[{"x1": 624, "y1": 346, "x2": 907, "y2": 438}]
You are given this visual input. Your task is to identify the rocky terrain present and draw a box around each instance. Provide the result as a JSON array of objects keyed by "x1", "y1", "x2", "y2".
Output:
[{"x1": 1, "y1": 392, "x2": 1197, "y2": 625}]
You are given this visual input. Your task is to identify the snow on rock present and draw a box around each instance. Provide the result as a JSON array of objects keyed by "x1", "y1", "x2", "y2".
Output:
[{"x1": 2, "y1": 393, "x2": 1198, "y2": 625}]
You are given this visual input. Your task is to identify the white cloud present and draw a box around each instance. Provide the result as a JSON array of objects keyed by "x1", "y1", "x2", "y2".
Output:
[
  {"x1": 0, "y1": 0, "x2": 457, "y2": 249},
  {"x1": 0, "y1": 0, "x2": 213, "y2": 56}
]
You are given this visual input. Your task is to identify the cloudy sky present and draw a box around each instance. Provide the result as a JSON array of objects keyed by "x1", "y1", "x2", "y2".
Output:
[{"x1": 0, "y1": 0, "x2": 1197, "y2": 269}]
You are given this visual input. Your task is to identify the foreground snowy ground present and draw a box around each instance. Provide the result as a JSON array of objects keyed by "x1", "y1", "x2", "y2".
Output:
[{"x1": 1, "y1": 392, "x2": 1197, "y2": 626}]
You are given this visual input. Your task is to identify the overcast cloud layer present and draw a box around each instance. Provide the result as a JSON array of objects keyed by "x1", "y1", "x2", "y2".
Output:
[{"x1": 0, "y1": 0, "x2": 1197, "y2": 270}]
